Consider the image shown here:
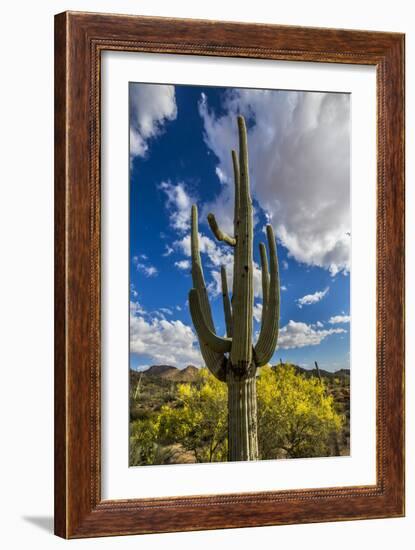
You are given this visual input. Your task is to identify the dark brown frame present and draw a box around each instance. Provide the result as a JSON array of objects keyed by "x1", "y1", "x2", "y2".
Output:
[{"x1": 54, "y1": 11, "x2": 405, "y2": 538}]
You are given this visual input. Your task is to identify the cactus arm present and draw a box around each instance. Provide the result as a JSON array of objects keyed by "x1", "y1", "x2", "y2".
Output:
[
  {"x1": 207, "y1": 213, "x2": 236, "y2": 246},
  {"x1": 221, "y1": 265, "x2": 233, "y2": 337},
  {"x1": 259, "y1": 242, "x2": 270, "y2": 329},
  {"x1": 230, "y1": 115, "x2": 254, "y2": 367},
  {"x1": 189, "y1": 289, "x2": 232, "y2": 353},
  {"x1": 208, "y1": 149, "x2": 240, "y2": 248},
  {"x1": 254, "y1": 224, "x2": 280, "y2": 367},
  {"x1": 191, "y1": 205, "x2": 216, "y2": 330},
  {"x1": 190, "y1": 204, "x2": 227, "y2": 380}
]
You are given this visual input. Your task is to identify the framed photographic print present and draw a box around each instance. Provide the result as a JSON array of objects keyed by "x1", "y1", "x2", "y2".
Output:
[{"x1": 54, "y1": 11, "x2": 405, "y2": 538}]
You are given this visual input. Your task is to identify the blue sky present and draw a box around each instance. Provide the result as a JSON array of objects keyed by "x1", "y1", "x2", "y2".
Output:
[{"x1": 129, "y1": 83, "x2": 351, "y2": 372}]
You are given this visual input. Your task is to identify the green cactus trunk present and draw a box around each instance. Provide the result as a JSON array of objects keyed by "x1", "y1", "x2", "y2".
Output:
[
  {"x1": 227, "y1": 368, "x2": 258, "y2": 461},
  {"x1": 188, "y1": 115, "x2": 280, "y2": 461}
]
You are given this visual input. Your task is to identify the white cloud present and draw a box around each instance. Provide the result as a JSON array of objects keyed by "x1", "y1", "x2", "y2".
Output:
[
  {"x1": 297, "y1": 287, "x2": 329, "y2": 308},
  {"x1": 198, "y1": 89, "x2": 350, "y2": 275},
  {"x1": 133, "y1": 256, "x2": 158, "y2": 277},
  {"x1": 130, "y1": 300, "x2": 146, "y2": 316},
  {"x1": 282, "y1": 260, "x2": 289, "y2": 270},
  {"x1": 215, "y1": 166, "x2": 228, "y2": 183},
  {"x1": 278, "y1": 320, "x2": 346, "y2": 349},
  {"x1": 281, "y1": 285, "x2": 287, "y2": 291},
  {"x1": 163, "y1": 245, "x2": 174, "y2": 257},
  {"x1": 159, "y1": 180, "x2": 194, "y2": 233},
  {"x1": 140, "y1": 265, "x2": 158, "y2": 277},
  {"x1": 130, "y1": 301, "x2": 202, "y2": 367},
  {"x1": 329, "y1": 315, "x2": 350, "y2": 324},
  {"x1": 153, "y1": 311, "x2": 168, "y2": 320},
  {"x1": 252, "y1": 264, "x2": 264, "y2": 298},
  {"x1": 130, "y1": 83, "x2": 177, "y2": 159},
  {"x1": 158, "y1": 307, "x2": 173, "y2": 316},
  {"x1": 175, "y1": 259, "x2": 191, "y2": 270},
  {"x1": 174, "y1": 231, "x2": 263, "y2": 298},
  {"x1": 207, "y1": 269, "x2": 229, "y2": 298},
  {"x1": 175, "y1": 232, "x2": 234, "y2": 287},
  {"x1": 253, "y1": 302, "x2": 263, "y2": 323},
  {"x1": 207, "y1": 261, "x2": 263, "y2": 299},
  {"x1": 175, "y1": 232, "x2": 233, "y2": 267}
]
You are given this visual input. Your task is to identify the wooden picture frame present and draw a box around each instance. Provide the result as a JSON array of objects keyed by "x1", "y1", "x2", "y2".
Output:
[{"x1": 54, "y1": 11, "x2": 405, "y2": 538}]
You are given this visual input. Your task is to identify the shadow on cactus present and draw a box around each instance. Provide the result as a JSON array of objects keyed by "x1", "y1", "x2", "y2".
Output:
[{"x1": 188, "y1": 115, "x2": 280, "y2": 462}]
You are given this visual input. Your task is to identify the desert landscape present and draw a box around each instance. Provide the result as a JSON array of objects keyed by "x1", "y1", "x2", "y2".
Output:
[{"x1": 129, "y1": 363, "x2": 350, "y2": 466}]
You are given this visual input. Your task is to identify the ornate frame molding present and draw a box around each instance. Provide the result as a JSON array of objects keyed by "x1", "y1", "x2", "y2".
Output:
[{"x1": 55, "y1": 11, "x2": 405, "y2": 538}]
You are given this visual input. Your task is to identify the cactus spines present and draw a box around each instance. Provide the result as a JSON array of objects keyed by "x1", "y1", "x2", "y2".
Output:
[{"x1": 189, "y1": 115, "x2": 280, "y2": 461}]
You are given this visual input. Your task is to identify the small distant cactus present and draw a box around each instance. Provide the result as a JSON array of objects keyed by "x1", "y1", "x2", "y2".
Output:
[
  {"x1": 314, "y1": 360, "x2": 322, "y2": 383},
  {"x1": 189, "y1": 116, "x2": 280, "y2": 461}
]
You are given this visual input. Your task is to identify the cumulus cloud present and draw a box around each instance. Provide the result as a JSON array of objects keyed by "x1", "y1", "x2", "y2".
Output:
[
  {"x1": 278, "y1": 320, "x2": 346, "y2": 349},
  {"x1": 175, "y1": 232, "x2": 232, "y2": 266},
  {"x1": 253, "y1": 302, "x2": 263, "y2": 323},
  {"x1": 198, "y1": 88, "x2": 350, "y2": 275},
  {"x1": 157, "y1": 180, "x2": 236, "y2": 296},
  {"x1": 174, "y1": 231, "x2": 263, "y2": 298},
  {"x1": 159, "y1": 180, "x2": 195, "y2": 233},
  {"x1": 210, "y1": 262, "x2": 264, "y2": 299},
  {"x1": 130, "y1": 83, "x2": 177, "y2": 159},
  {"x1": 215, "y1": 166, "x2": 228, "y2": 183},
  {"x1": 130, "y1": 301, "x2": 203, "y2": 367},
  {"x1": 140, "y1": 265, "x2": 158, "y2": 277},
  {"x1": 158, "y1": 307, "x2": 173, "y2": 316},
  {"x1": 158, "y1": 177, "x2": 264, "y2": 298},
  {"x1": 329, "y1": 315, "x2": 350, "y2": 324},
  {"x1": 207, "y1": 269, "x2": 230, "y2": 298},
  {"x1": 132, "y1": 256, "x2": 158, "y2": 277},
  {"x1": 175, "y1": 259, "x2": 191, "y2": 270},
  {"x1": 297, "y1": 287, "x2": 329, "y2": 308},
  {"x1": 130, "y1": 300, "x2": 145, "y2": 316},
  {"x1": 163, "y1": 244, "x2": 174, "y2": 257}
]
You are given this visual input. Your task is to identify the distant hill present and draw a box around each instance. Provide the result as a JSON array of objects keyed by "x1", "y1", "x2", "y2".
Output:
[
  {"x1": 143, "y1": 365, "x2": 177, "y2": 378},
  {"x1": 176, "y1": 365, "x2": 199, "y2": 381},
  {"x1": 131, "y1": 364, "x2": 199, "y2": 383},
  {"x1": 132, "y1": 363, "x2": 349, "y2": 383},
  {"x1": 272, "y1": 364, "x2": 350, "y2": 379}
]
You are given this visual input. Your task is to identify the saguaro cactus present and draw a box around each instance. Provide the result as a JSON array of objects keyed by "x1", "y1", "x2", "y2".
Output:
[{"x1": 189, "y1": 115, "x2": 280, "y2": 461}]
